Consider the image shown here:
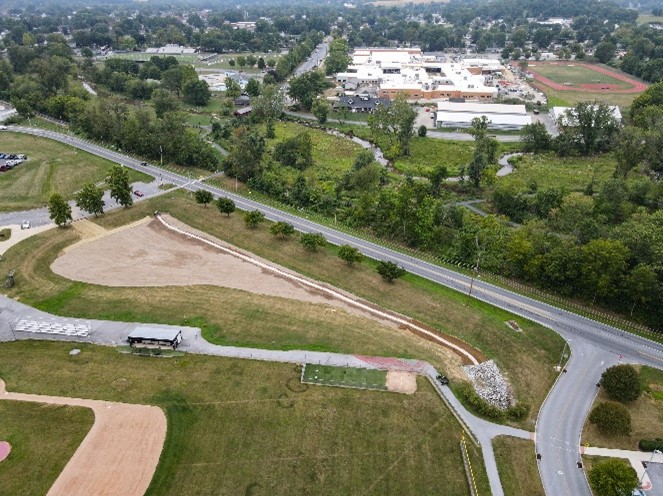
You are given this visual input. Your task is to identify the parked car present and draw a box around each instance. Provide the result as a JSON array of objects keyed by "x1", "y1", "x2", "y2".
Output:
[
  {"x1": 133, "y1": 190, "x2": 144, "y2": 197},
  {"x1": 21, "y1": 220, "x2": 30, "y2": 230},
  {"x1": 436, "y1": 375, "x2": 449, "y2": 385},
  {"x1": 0, "y1": 126, "x2": 7, "y2": 130}
]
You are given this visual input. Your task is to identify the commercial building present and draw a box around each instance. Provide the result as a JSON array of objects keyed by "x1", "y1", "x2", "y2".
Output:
[
  {"x1": 435, "y1": 102, "x2": 531, "y2": 130},
  {"x1": 145, "y1": 44, "x2": 196, "y2": 55},
  {"x1": 335, "y1": 48, "x2": 499, "y2": 102}
]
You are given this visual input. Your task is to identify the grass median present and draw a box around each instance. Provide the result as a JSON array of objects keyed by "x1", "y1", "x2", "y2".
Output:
[{"x1": 493, "y1": 436, "x2": 544, "y2": 496}]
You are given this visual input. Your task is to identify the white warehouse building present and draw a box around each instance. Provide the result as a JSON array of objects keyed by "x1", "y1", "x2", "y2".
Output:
[{"x1": 435, "y1": 102, "x2": 532, "y2": 131}]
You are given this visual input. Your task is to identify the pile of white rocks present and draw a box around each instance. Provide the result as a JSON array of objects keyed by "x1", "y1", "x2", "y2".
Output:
[{"x1": 463, "y1": 360, "x2": 514, "y2": 410}]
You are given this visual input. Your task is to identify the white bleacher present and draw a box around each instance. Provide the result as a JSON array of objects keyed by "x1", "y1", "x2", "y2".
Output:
[{"x1": 14, "y1": 319, "x2": 90, "y2": 337}]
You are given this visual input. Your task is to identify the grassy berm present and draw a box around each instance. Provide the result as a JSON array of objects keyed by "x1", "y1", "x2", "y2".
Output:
[{"x1": 0, "y1": 341, "x2": 489, "y2": 496}]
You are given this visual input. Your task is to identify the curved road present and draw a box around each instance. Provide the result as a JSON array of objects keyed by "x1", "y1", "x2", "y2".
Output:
[{"x1": 4, "y1": 126, "x2": 663, "y2": 496}]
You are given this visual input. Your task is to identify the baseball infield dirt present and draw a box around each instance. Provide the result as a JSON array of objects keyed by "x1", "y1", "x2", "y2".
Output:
[
  {"x1": 385, "y1": 371, "x2": 417, "y2": 394},
  {"x1": 0, "y1": 379, "x2": 165, "y2": 496}
]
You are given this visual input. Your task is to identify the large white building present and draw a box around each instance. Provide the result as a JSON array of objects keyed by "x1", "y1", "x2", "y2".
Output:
[
  {"x1": 336, "y1": 48, "x2": 499, "y2": 101},
  {"x1": 435, "y1": 102, "x2": 532, "y2": 130}
]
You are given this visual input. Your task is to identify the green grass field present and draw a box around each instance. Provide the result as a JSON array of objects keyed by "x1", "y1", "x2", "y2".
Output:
[
  {"x1": 582, "y1": 366, "x2": 663, "y2": 450},
  {"x1": 0, "y1": 191, "x2": 565, "y2": 427},
  {"x1": 0, "y1": 340, "x2": 490, "y2": 495},
  {"x1": 0, "y1": 133, "x2": 152, "y2": 212},
  {"x1": 264, "y1": 121, "x2": 365, "y2": 191},
  {"x1": 0, "y1": 400, "x2": 94, "y2": 496},
  {"x1": 302, "y1": 364, "x2": 388, "y2": 391},
  {"x1": 530, "y1": 64, "x2": 631, "y2": 89},
  {"x1": 500, "y1": 152, "x2": 617, "y2": 192},
  {"x1": 493, "y1": 436, "x2": 544, "y2": 496}
]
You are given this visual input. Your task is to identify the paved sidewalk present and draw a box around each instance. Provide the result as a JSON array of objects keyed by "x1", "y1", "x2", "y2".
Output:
[
  {"x1": 583, "y1": 446, "x2": 663, "y2": 491},
  {"x1": 0, "y1": 293, "x2": 530, "y2": 496}
]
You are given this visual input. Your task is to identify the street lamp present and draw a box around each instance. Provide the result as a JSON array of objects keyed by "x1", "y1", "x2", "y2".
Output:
[{"x1": 639, "y1": 449, "x2": 662, "y2": 486}]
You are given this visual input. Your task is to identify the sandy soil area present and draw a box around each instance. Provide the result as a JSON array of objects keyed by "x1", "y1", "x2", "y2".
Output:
[
  {"x1": 386, "y1": 371, "x2": 417, "y2": 394},
  {"x1": 0, "y1": 379, "x2": 165, "y2": 496},
  {"x1": 52, "y1": 218, "x2": 361, "y2": 309}
]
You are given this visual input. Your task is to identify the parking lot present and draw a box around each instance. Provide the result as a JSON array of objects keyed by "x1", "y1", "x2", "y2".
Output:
[{"x1": 0, "y1": 152, "x2": 28, "y2": 172}]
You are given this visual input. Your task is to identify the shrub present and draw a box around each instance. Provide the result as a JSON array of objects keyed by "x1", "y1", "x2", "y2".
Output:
[
  {"x1": 455, "y1": 382, "x2": 505, "y2": 421},
  {"x1": 300, "y1": 232, "x2": 326, "y2": 252},
  {"x1": 418, "y1": 125, "x2": 427, "y2": 137},
  {"x1": 589, "y1": 401, "x2": 632, "y2": 436},
  {"x1": 506, "y1": 402, "x2": 531, "y2": 421},
  {"x1": 588, "y1": 458, "x2": 638, "y2": 496},
  {"x1": 601, "y1": 364, "x2": 641, "y2": 402},
  {"x1": 376, "y1": 261, "x2": 406, "y2": 282},
  {"x1": 639, "y1": 439, "x2": 663, "y2": 452}
]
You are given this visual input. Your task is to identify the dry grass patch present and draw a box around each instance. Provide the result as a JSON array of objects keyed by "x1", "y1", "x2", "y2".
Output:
[
  {"x1": 582, "y1": 366, "x2": 663, "y2": 450},
  {"x1": 493, "y1": 436, "x2": 543, "y2": 496}
]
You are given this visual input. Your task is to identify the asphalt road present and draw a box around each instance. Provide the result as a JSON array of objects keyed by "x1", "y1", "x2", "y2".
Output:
[{"x1": 4, "y1": 125, "x2": 663, "y2": 496}]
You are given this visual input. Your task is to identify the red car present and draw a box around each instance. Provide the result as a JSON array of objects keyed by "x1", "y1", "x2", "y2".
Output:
[{"x1": 133, "y1": 190, "x2": 144, "y2": 197}]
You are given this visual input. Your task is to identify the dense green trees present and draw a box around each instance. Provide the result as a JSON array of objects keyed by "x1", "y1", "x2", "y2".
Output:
[
  {"x1": 368, "y1": 94, "x2": 416, "y2": 157},
  {"x1": 288, "y1": 71, "x2": 330, "y2": 111},
  {"x1": 182, "y1": 79, "x2": 211, "y2": 106},
  {"x1": 325, "y1": 37, "x2": 351, "y2": 76},
  {"x1": 223, "y1": 126, "x2": 266, "y2": 182},
  {"x1": 274, "y1": 132, "x2": 313, "y2": 170}
]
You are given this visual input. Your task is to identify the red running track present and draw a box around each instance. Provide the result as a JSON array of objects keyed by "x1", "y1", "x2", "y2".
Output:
[{"x1": 517, "y1": 62, "x2": 647, "y2": 93}]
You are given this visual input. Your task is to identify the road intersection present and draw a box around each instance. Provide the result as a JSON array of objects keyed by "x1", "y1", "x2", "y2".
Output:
[{"x1": 2, "y1": 125, "x2": 663, "y2": 495}]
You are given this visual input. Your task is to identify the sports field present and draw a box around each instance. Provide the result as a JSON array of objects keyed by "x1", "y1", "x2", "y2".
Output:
[
  {"x1": 303, "y1": 364, "x2": 388, "y2": 391},
  {"x1": 524, "y1": 62, "x2": 647, "y2": 110},
  {"x1": 0, "y1": 340, "x2": 490, "y2": 495},
  {"x1": 0, "y1": 133, "x2": 152, "y2": 211},
  {"x1": 0, "y1": 400, "x2": 94, "y2": 496}
]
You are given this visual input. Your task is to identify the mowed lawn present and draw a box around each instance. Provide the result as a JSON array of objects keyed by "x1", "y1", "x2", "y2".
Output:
[
  {"x1": 0, "y1": 400, "x2": 94, "y2": 496},
  {"x1": 493, "y1": 436, "x2": 544, "y2": 496},
  {"x1": 500, "y1": 152, "x2": 617, "y2": 192},
  {"x1": 303, "y1": 364, "x2": 388, "y2": 391},
  {"x1": 1, "y1": 192, "x2": 565, "y2": 428},
  {"x1": 530, "y1": 64, "x2": 632, "y2": 89},
  {"x1": 0, "y1": 341, "x2": 490, "y2": 496},
  {"x1": 0, "y1": 133, "x2": 151, "y2": 212},
  {"x1": 582, "y1": 366, "x2": 663, "y2": 451}
]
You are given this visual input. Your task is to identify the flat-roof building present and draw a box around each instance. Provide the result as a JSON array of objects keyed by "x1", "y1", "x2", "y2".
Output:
[{"x1": 435, "y1": 102, "x2": 531, "y2": 130}]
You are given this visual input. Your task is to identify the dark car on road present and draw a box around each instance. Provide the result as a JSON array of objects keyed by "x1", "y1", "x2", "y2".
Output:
[
  {"x1": 133, "y1": 190, "x2": 144, "y2": 197},
  {"x1": 436, "y1": 375, "x2": 449, "y2": 385}
]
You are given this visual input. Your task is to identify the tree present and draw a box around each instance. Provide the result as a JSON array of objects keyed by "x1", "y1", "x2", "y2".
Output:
[
  {"x1": 601, "y1": 365, "x2": 641, "y2": 402},
  {"x1": 338, "y1": 245, "x2": 364, "y2": 266},
  {"x1": 288, "y1": 71, "x2": 330, "y2": 111},
  {"x1": 594, "y1": 41, "x2": 616, "y2": 64},
  {"x1": 300, "y1": 232, "x2": 326, "y2": 252},
  {"x1": 325, "y1": 38, "x2": 351, "y2": 75},
  {"x1": 557, "y1": 101, "x2": 620, "y2": 156},
  {"x1": 589, "y1": 401, "x2": 632, "y2": 436},
  {"x1": 377, "y1": 261, "x2": 406, "y2": 282},
  {"x1": 367, "y1": 94, "x2": 416, "y2": 156},
  {"x1": 195, "y1": 190, "x2": 213, "y2": 207},
  {"x1": 521, "y1": 122, "x2": 551, "y2": 152},
  {"x1": 614, "y1": 126, "x2": 645, "y2": 178},
  {"x1": 237, "y1": 56, "x2": 247, "y2": 68},
  {"x1": 48, "y1": 193, "x2": 72, "y2": 227},
  {"x1": 151, "y1": 89, "x2": 180, "y2": 118},
  {"x1": 228, "y1": 59, "x2": 235, "y2": 67},
  {"x1": 588, "y1": 458, "x2": 638, "y2": 496},
  {"x1": 216, "y1": 197, "x2": 236, "y2": 217},
  {"x1": 182, "y1": 79, "x2": 211, "y2": 106},
  {"x1": 257, "y1": 57, "x2": 266, "y2": 70},
  {"x1": 244, "y1": 210, "x2": 265, "y2": 228},
  {"x1": 468, "y1": 117, "x2": 499, "y2": 188},
  {"x1": 245, "y1": 79, "x2": 261, "y2": 98},
  {"x1": 312, "y1": 98, "x2": 330, "y2": 124},
  {"x1": 75, "y1": 183, "x2": 105, "y2": 217},
  {"x1": 224, "y1": 77, "x2": 241, "y2": 100},
  {"x1": 245, "y1": 55, "x2": 257, "y2": 68},
  {"x1": 107, "y1": 164, "x2": 133, "y2": 208},
  {"x1": 429, "y1": 164, "x2": 449, "y2": 196},
  {"x1": 418, "y1": 125, "x2": 427, "y2": 137},
  {"x1": 270, "y1": 221, "x2": 296, "y2": 238},
  {"x1": 161, "y1": 65, "x2": 197, "y2": 97},
  {"x1": 273, "y1": 133, "x2": 313, "y2": 170},
  {"x1": 253, "y1": 83, "x2": 284, "y2": 122},
  {"x1": 223, "y1": 126, "x2": 266, "y2": 182}
]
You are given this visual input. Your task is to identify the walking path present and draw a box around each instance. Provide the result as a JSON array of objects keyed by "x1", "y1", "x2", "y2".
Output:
[{"x1": 582, "y1": 446, "x2": 663, "y2": 491}]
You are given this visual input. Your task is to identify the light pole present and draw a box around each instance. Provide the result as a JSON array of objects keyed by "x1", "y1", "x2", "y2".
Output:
[
  {"x1": 159, "y1": 145, "x2": 163, "y2": 168},
  {"x1": 639, "y1": 449, "x2": 662, "y2": 487}
]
